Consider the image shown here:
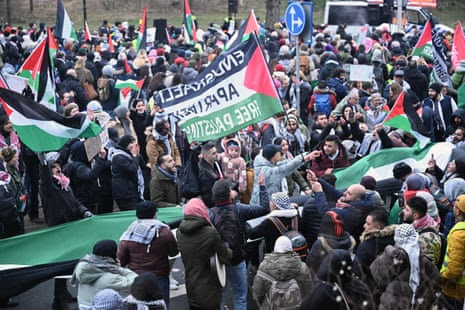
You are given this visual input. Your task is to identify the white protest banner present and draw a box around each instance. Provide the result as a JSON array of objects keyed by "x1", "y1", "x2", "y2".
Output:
[{"x1": 350, "y1": 64, "x2": 373, "y2": 82}]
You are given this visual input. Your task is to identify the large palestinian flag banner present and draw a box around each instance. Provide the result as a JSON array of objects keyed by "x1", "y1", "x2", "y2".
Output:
[
  {"x1": 159, "y1": 34, "x2": 283, "y2": 142},
  {"x1": 0, "y1": 88, "x2": 102, "y2": 152},
  {"x1": 334, "y1": 142, "x2": 453, "y2": 189},
  {"x1": 0, "y1": 208, "x2": 183, "y2": 301}
]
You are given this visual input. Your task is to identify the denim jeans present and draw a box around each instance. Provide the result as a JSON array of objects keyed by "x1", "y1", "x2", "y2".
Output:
[
  {"x1": 158, "y1": 275, "x2": 170, "y2": 309},
  {"x1": 221, "y1": 260, "x2": 247, "y2": 310}
]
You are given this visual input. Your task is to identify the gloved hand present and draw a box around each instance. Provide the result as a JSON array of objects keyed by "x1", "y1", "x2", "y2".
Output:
[{"x1": 83, "y1": 211, "x2": 93, "y2": 218}]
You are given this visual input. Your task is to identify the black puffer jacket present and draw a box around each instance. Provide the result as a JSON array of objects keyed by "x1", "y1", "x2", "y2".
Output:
[
  {"x1": 0, "y1": 175, "x2": 21, "y2": 238},
  {"x1": 110, "y1": 146, "x2": 141, "y2": 201},
  {"x1": 40, "y1": 162, "x2": 89, "y2": 227},
  {"x1": 64, "y1": 141, "x2": 105, "y2": 210}
]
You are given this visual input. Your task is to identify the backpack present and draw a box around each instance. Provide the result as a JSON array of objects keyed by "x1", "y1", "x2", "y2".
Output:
[
  {"x1": 97, "y1": 77, "x2": 111, "y2": 102},
  {"x1": 299, "y1": 55, "x2": 311, "y2": 75},
  {"x1": 419, "y1": 227, "x2": 447, "y2": 270},
  {"x1": 314, "y1": 93, "x2": 332, "y2": 117},
  {"x1": 269, "y1": 216, "x2": 309, "y2": 261},
  {"x1": 211, "y1": 204, "x2": 246, "y2": 265},
  {"x1": 179, "y1": 158, "x2": 200, "y2": 199},
  {"x1": 256, "y1": 269, "x2": 302, "y2": 310}
]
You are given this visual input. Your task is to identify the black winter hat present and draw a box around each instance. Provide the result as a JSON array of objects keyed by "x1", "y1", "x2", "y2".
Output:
[
  {"x1": 263, "y1": 144, "x2": 282, "y2": 160},
  {"x1": 93, "y1": 239, "x2": 117, "y2": 259},
  {"x1": 135, "y1": 201, "x2": 158, "y2": 219}
]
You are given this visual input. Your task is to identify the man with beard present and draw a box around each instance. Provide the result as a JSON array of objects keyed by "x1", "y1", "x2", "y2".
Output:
[
  {"x1": 150, "y1": 153, "x2": 180, "y2": 207},
  {"x1": 422, "y1": 83, "x2": 457, "y2": 142},
  {"x1": 447, "y1": 127, "x2": 465, "y2": 147}
]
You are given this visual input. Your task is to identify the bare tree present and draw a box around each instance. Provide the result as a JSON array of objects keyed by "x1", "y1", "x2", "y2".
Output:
[{"x1": 265, "y1": 0, "x2": 281, "y2": 30}]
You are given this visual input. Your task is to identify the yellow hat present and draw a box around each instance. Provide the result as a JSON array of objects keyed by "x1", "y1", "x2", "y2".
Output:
[{"x1": 456, "y1": 194, "x2": 465, "y2": 213}]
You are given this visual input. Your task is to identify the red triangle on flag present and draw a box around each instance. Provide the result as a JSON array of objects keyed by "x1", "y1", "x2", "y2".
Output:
[
  {"x1": 121, "y1": 88, "x2": 132, "y2": 97},
  {"x1": 244, "y1": 46, "x2": 279, "y2": 99},
  {"x1": 385, "y1": 91, "x2": 406, "y2": 122},
  {"x1": 415, "y1": 19, "x2": 433, "y2": 48},
  {"x1": 452, "y1": 22, "x2": 465, "y2": 70},
  {"x1": 20, "y1": 39, "x2": 47, "y2": 79}
]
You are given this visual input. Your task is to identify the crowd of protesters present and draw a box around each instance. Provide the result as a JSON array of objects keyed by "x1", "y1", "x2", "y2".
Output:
[{"x1": 1, "y1": 13, "x2": 465, "y2": 310}]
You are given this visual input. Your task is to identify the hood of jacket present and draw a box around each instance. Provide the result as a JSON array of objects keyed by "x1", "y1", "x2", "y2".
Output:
[
  {"x1": 450, "y1": 109, "x2": 465, "y2": 127},
  {"x1": 259, "y1": 252, "x2": 303, "y2": 281},
  {"x1": 360, "y1": 224, "x2": 397, "y2": 242},
  {"x1": 318, "y1": 233, "x2": 356, "y2": 252},
  {"x1": 73, "y1": 254, "x2": 120, "y2": 285},
  {"x1": 221, "y1": 137, "x2": 242, "y2": 156},
  {"x1": 178, "y1": 215, "x2": 211, "y2": 234}
]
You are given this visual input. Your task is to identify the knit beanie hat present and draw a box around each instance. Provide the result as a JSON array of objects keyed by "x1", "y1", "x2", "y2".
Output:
[
  {"x1": 271, "y1": 192, "x2": 291, "y2": 210},
  {"x1": 406, "y1": 174, "x2": 425, "y2": 191},
  {"x1": 136, "y1": 201, "x2": 158, "y2": 219},
  {"x1": 93, "y1": 240, "x2": 118, "y2": 259},
  {"x1": 456, "y1": 194, "x2": 465, "y2": 213},
  {"x1": 320, "y1": 211, "x2": 345, "y2": 237},
  {"x1": 273, "y1": 236, "x2": 293, "y2": 253},
  {"x1": 212, "y1": 179, "x2": 231, "y2": 203},
  {"x1": 91, "y1": 289, "x2": 123, "y2": 310}
]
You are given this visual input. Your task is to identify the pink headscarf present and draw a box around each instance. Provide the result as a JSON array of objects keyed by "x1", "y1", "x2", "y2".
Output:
[{"x1": 184, "y1": 198, "x2": 212, "y2": 225}]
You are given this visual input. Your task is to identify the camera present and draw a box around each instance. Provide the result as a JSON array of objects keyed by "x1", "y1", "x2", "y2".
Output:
[{"x1": 394, "y1": 191, "x2": 405, "y2": 208}]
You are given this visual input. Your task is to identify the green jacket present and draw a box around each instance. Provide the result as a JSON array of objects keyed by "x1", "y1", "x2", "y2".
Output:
[
  {"x1": 149, "y1": 166, "x2": 180, "y2": 207},
  {"x1": 252, "y1": 252, "x2": 313, "y2": 309},
  {"x1": 176, "y1": 215, "x2": 232, "y2": 309}
]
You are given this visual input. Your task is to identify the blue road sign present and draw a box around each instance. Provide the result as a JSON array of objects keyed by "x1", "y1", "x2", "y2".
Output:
[{"x1": 285, "y1": 2, "x2": 306, "y2": 36}]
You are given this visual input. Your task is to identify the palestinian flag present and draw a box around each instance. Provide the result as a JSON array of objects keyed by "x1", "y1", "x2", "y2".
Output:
[
  {"x1": 115, "y1": 78, "x2": 145, "y2": 91},
  {"x1": 0, "y1": 208, "x2": 183, "y2": 302},
  {"x1": 84, "y1": 21, "x2": 92, "y2": 43},
  {"x1": 17, "y1": 36, "x2": 57, "y2": 111},
  {"x1": 135, "y1": 7, "x2": 147, "y2": 51},
  {"x1": 412, "y1": 18, "x2": 433, "y2": 61},
  {"x1": 225, "y1": 10, "x2": 260, "y2": 50},
  {"x1": 334, "y1": 142, "x2": 452, "y2": 189},
  {"x1": 118, "y1": 87, "x2": 133, "y2": 107},
  {"x1": 47, "y1": 28, "x2": 58, "y2": 69},
  {"x1": 452, "y1": 22, "x2": 465, "y2": 71},
  {"x1": 384, "y1": 91, "x2": 430, "y2": 148},
  {"x1": 183, "y1": 0, "x2": 197, "y2": 45},
  {"x1": 55, "y1": 0, "x2": 78, "y2": 42},
  {"x1": 159, "y1": 33, "x2": 283, "y2": 142},
  {"x1": 0, "y1": 88, "x2": 102, "y2": 152},
  {"x1": 431, "y1": 17, "x2": 452, "y2": 87}
]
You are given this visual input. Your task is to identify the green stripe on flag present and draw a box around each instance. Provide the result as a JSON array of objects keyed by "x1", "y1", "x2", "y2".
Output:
[
  {"x1": 179, "y1": 93, "x2": 282, "y2": 142},
  {"x1": 0, "y1": 208, "x2": 183, "y2": 266},
  {"x1": 334, "y1": 142, "x2": 453, "y2": 189}
]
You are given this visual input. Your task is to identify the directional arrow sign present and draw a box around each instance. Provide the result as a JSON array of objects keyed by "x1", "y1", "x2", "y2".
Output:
[{"x1": 285, "y1": 2, "x2": 306, "y2": 36}]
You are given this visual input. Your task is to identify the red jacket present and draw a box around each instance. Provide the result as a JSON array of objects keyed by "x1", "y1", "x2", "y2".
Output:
[{"x1": 311, "y1": 145, "x2": 350, "y2": 177}]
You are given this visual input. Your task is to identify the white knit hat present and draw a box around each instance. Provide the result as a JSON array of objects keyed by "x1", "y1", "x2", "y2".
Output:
[{"x1": 274, "y1": 236, "x2": 293, "y2": 253}]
